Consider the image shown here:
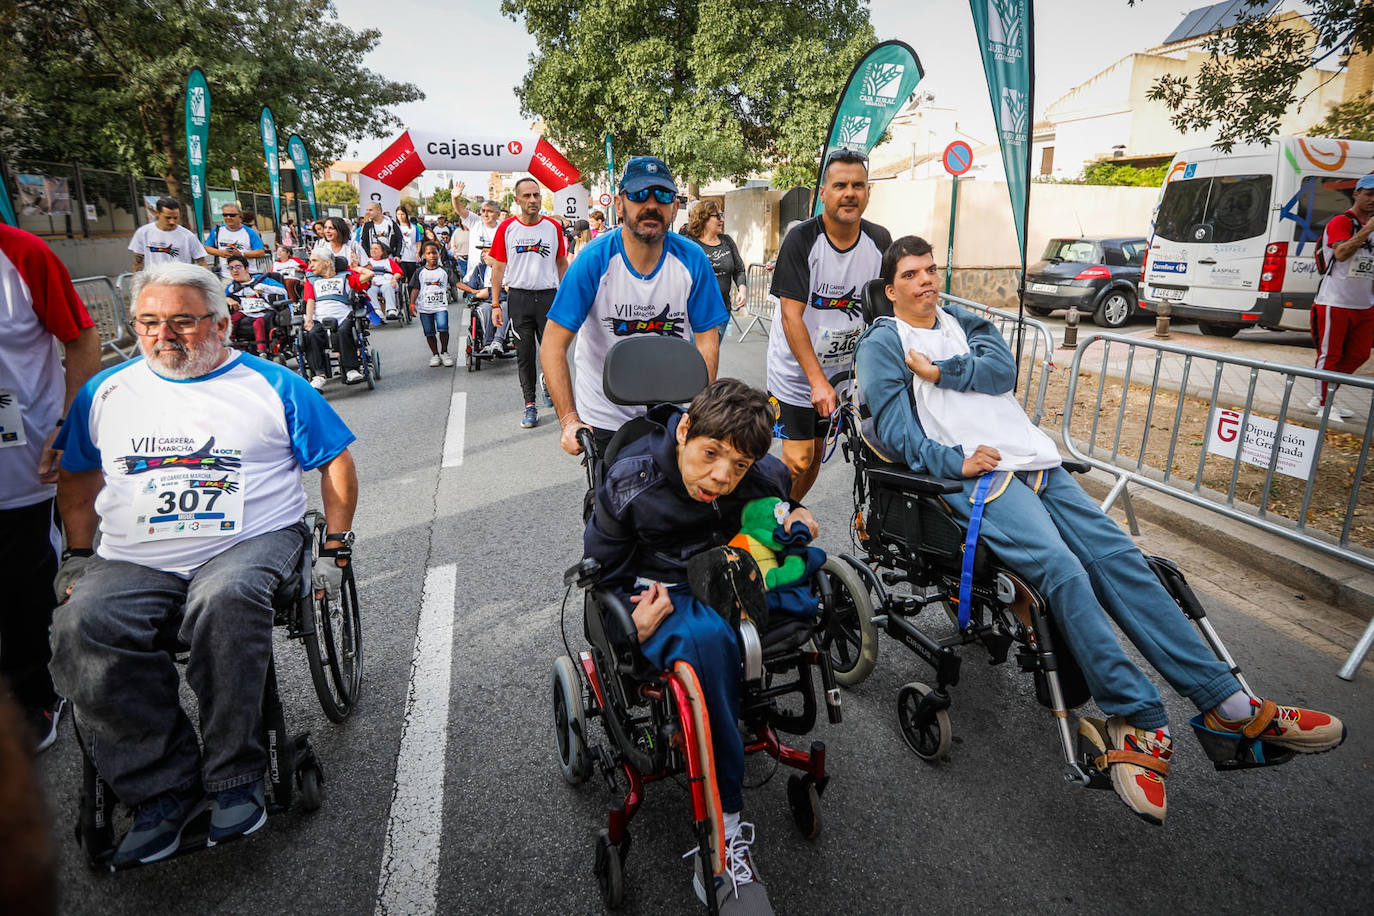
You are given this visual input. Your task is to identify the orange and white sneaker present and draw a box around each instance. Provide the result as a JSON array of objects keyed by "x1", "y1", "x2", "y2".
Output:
[
  {"x1": 1103, "y1": 716, "x2": 1173, "y2": 826},
  {"x1": 1202, "y1": 698, "x2": 1346, "y2": 754}
]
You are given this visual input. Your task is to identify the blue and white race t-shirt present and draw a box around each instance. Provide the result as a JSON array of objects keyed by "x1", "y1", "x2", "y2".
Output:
[
  {"x1": 57, "y1": 352, "x2": 355, "y2": 576},
  {"x1": 205, "y1": 223, "x2": 267, "y2": 277},
  {"x1": 547, "y1": 229, "x2": 727, "y2": 430},
  {"x1": 414, "y1": 266, "x2": 451, "y2": 315},
  {"x1": 226, "y1": 275, "x2": 288, "y2": 317},
  {"x1": 766, "y1": 216, "x2": 890, "y2": 406}
]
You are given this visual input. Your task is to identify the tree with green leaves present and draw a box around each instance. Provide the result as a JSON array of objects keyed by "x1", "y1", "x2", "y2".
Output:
[
  {"x1": 1, "y1": 0, "x2": 421, "y2": 201},
  {"x1": 316, "y1": 179, "x2": 360, "y2": 206},
  {"x1": 1311, "y1": 96, "x2": 1374, "y2": 141},
  {"x1": 1132, "y1": 0, "x2": 1374, "y2": 150},
  {"x1": 501, "y1": 0, "x2": 878, "y2": 192}
]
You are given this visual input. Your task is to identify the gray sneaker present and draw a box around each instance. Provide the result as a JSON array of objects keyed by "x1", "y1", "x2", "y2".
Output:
[
  {"x1": 687, "y1": 822, "x2": 774, "y2": 915},
  {"x1": 207, "y1": 778, "x2": 267, "y2": 847},
  {"x1": 112, "y1": 785, "x2": 207, "y2": 867}
]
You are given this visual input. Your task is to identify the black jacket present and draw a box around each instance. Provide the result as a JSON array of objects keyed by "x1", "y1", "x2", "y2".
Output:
[
  {"x1": 584, "y1": 406, "x2": 792, "y2": 590},
  {"x1": 359, "y1": 218, "x2": 403, "y2": 260}
]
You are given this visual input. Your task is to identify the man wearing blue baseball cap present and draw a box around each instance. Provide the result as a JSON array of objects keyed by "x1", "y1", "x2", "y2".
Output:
[
  {"x1": 1311, "y1": 172, "x2": 1374, "y2": 419},
  {"x1": 541, "y1": 155, "x2": 728, "y2": 455}
]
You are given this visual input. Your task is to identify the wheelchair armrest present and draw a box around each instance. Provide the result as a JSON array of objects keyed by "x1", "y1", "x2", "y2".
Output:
[
  {"x1": 591, "y1": 588, "x2": 646, "y2": 674},
  {"x1": 320, "y1": 318, "x2": 340, "y2": 331},
  {"x1": 1061, "y1": 459, "x2": 1091, "y2": 474},
  {"x1": 564, "y1": 557, "x2": 602, "y2": 589},
  {"x1": 867, "y1": 466, "x2": 963, "y2": 495}
]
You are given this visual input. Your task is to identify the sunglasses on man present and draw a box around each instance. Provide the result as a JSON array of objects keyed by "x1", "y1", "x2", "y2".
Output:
[{"x1": 624, "y1": 187, "x2": 677, "y2": 205}]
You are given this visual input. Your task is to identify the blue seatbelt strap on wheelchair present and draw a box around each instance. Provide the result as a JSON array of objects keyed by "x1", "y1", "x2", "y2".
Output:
[{"x1": 958, "y1": 474, "x2": 995, "y2": 630}]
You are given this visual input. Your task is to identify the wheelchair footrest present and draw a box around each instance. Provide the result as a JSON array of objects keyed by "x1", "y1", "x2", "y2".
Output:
[
  {"x1": 1072, "y1": 717, "x2": 1118, "y2": 791},
  {"x1": 1188, "y1": 714, "x2": 1297, "y2": 771}
]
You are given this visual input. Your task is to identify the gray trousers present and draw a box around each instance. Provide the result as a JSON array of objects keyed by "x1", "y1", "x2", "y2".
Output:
[{"x1": 50, "y1": 526, "x2": 304, "y2": 805}]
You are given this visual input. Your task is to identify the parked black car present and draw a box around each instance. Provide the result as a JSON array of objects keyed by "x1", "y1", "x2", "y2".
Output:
[{"x1": 1022, "y1": 237, "x2": 1147, "y2": 329}]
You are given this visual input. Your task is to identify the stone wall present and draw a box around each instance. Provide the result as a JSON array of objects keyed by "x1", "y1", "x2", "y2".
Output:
[{"x1": 946, "y1": 267, "x2": 1024, "y2": 309}]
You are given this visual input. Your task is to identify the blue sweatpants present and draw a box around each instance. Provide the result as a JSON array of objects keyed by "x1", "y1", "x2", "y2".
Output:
[
  {"x1": 638, "y1": 587, "x2": 745, "y2": 813},
  {"x1": 945, "y1": 467, "x2": 1240, "y2": 730}
]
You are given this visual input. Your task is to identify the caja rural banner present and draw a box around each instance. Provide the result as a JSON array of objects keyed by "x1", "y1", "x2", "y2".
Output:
[
  {"x1": 260, "y1": 106, "x2": 282, "y2": 234},
  {"x1": 812, "y1": 40, "x2": 925, "y2": 215},
  {"x1": 287, "y1": 134, "x2": 318, "y2": 220},
  {"x1": 184, "y1": 67, "x2": 211, "y2": 234},
  {"x1": 357, "y1": 130, "x2": 583, "y2": 214},
  {"x1": 970, "y1": 0, "x2": 1034, "y2": 268}
]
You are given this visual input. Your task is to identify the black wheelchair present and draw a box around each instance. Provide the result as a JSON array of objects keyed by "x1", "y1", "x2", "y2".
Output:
[
  {"x1": 462, "y1": 290, "x2": 516, "y2": 373},
  {"x1": 74, "y1": 510, "x2": 363, "y2": 869},
  {"x1": 296, "y1": 292, "x2": 383, "y2": 390},
  {"x1": 229, "y1": 298, "x2": 301, "y2": 367},
  {"x1": 550, "y1": 336, "x2": 867, "y2": 913},
  {"x1": 823, "y1": 280, "x2": 1292, "y2": 786}
]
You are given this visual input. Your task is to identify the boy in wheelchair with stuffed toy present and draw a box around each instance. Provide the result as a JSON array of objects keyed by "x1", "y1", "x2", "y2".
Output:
[
  {"x1": 583, "y1": 377, "x2": 819, "y2": 915},
  {"x1": 854, "y1": 234, "x2": 1346, "y2": 825}
]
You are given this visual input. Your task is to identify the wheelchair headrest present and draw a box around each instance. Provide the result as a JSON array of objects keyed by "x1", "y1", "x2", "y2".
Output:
[
  {"x1": 602, "y1": 336, "x2": 708, "y2": 407},
  {"x1": 862, "y1": 278, "x2": 893, "y2": 325}
]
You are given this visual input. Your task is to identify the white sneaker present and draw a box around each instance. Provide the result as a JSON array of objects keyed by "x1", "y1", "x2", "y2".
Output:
[
  {"x1": 1307, "y1": 396, "x2": 1353, "y2": 420},
  {"x1": 440, "y1": 352, "x2": 455, "y2": 367},
  {"x1": 685, "y1": 822, "x2": 773, "y2": 915},
  {"x1": 429, "y1": 354, "x2": 442, "y2": 367},
  {"x1": 479, "y1": 343, "x2": 500, "y2": 357},
  {"x1": 310, "y1": 376, "x2": 326, "y2": 391},
  {"x1": 345, "y1": 369, "x2": 364, "y2": 384}
]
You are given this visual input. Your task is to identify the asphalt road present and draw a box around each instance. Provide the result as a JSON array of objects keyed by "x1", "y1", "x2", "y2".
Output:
[{"x1": 36, "y1": 315, "x2": 1374, "y2": 915}]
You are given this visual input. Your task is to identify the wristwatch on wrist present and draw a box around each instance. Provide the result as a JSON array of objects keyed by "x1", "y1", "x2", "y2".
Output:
[{"x1": 325, "y1": 530, "x2": 355, "y2": 548}]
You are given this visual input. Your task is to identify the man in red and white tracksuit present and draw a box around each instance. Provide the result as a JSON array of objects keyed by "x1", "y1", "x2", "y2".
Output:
[
  {"x1": 0, "y1": 224, "x2": 101, "y2": 751},
  {"x1": 489, "y1": 177, "x2": 569, "y2": 429},
  {"x1": 1311, "y1": 173, "x2": 1374, "y2": 419}
]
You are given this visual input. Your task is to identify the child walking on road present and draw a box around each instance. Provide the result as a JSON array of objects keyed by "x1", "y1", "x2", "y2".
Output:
[{"x1": 411, "y1": 241, "x2": 455, "y2": 367}]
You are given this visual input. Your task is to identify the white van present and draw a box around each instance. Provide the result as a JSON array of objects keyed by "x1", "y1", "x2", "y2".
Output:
[{"x1": 1140, "y1": 136, "x2": 1374, "y2": 336}]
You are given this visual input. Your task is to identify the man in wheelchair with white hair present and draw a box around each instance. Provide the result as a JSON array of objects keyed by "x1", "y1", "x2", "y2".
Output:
[
  {"x1": 48, "y1": 262, "x2": 358, "y2": 865},
  {"x1": 854, "y1": 234, "x2": 1346, "y2": 825}
]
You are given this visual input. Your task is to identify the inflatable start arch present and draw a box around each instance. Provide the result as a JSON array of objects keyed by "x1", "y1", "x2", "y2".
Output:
[{"x1": 358, "y1": 129, "x2": 586, "y2": 220}]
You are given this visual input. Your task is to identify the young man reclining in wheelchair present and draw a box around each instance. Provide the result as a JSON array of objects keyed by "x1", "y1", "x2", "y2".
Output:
[
  {"x1": 854, "y1": 235, "x2": 1346, "y2": 825},
  {"x1": 584, "y1": 377, "x2": 818, "y2": 914},
  {"x1": 48, "y1": 262, "x2": 358, "y2": 866}
]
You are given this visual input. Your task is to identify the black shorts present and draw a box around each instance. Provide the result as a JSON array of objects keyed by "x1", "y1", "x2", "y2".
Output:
[{"x1": 767, "y1": 393, "x2": 831, "y2": 441}]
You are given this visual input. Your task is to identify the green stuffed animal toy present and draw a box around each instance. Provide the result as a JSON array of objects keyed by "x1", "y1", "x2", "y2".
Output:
[{"x1": 729, "y1": 497, "x2": 807, "y2": 589}]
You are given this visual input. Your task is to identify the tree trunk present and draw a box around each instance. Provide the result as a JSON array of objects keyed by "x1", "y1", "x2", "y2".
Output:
[
  {"x1": 687, "y1": 179, "x2": 700, "y2": 199},
  {"x1": 156, "y1": 104, "x2": 185, "y2": 209}
]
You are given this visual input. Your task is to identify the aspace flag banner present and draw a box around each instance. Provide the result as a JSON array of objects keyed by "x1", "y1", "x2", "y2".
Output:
[
  {"x1": 260, "y1": 106, "x2": 282, "y2": 233},
  {"x1": 813, "y1": 41, "x2": 924, "y2": 215},
  {"x1": 287, "y1": 134, "x2": 318, "y2": 220},
  {"x1": 604, "y1": 133, "x2": 616, "y2": 192},
  {"x1": 357, "y1": 130, "x2": 581, "y2": 213},
  {"x1": 0, "y1": 170, "x2": 15, "y2": 227},
  {"x1": 970, "y1": 0, "x2": 1034, "y2": 267},
  {"x1": 184, "y1": 67, "x2": 211, "y2": 234}
]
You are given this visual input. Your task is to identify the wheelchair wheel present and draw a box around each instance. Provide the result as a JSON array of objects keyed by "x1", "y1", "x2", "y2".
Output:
[
  {"x1": 896, "y1": 681, "x2": 952, "y2": 761},
  {"x1": 298, "y1": 760, "x2": 325, "y2": 812},
  {"x1": 372, "y1": 349, "x2": 382, "y2": 380},
  {"x1": 787, "y1": 774, "x2": 823, "y2": 841},
  {"x1": 552, "y1": 655, "x2": 592, "y2": 785},
  {"x1": 817, "y1": 557, "x2": 878, "y2": 687},
  {"x1": 594, "y1": 829, "x2": 625, "y2": 909},
  {"x1": 304, "y1": 526, "x2": 363, "y2": 723}
]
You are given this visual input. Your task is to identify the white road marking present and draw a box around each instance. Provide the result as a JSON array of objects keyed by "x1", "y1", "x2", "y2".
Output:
[
  {"x1": 442, "y1": 392, "x2": 467, "y2": 468},
  {"x1": 375, "y1": 563, "x2": 457, "y2": 916}
]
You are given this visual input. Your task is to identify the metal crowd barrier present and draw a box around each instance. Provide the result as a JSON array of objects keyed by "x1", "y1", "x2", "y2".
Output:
[
  {"x1": 1059, "y1": 331, "x2": 1374, "y2": 678},
  {"x1": 940, "y1": 293, "x2": 1056, "y2": 426},
  {"x1": 72, "y1": 275, "x2": 135, "y2": 360},
  {"x1": 737, "y1": 263, "x2": 774, "y2": 341}
]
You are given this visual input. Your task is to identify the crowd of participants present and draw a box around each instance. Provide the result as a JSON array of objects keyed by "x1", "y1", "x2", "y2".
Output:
[{"x1": 0, "y1": 147, "x2": 1358, "y2": 914}]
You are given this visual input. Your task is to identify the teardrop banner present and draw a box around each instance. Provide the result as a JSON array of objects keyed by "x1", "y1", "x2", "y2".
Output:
[
  {"x1": 260, "y1": 106, "x2": 282, "y2": 234},
  {"x1": 357, "y1": 130, "x2": 583, "y2": 213},
  {"x1": 287, "y1": 135, "x2": 318, "y2": 221},
  {"x1": 812, "y1": 40, "x2": 925, "y2": 215},
  {"x1": 184, "y1": 67, "x2": 211, "y2": 234}
]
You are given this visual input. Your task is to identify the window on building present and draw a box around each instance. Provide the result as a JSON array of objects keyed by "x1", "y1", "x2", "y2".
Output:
[{"x1": 1039, "y1": 146, "x2": 1055, "y2": 176}]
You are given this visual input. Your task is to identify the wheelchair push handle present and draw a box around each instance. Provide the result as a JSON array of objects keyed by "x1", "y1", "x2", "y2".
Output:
[{"x1": 576, "y1": 427, "x2": 599, "y2": 462}]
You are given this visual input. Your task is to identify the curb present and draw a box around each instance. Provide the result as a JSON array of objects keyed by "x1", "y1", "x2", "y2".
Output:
[{"x1": 1075, "y1": 467, "x2": 1374, "y2": 623}]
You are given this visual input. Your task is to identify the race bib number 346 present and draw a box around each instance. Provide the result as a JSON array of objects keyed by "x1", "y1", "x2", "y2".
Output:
[{"x1": 132, "y1": 467, "x2": 244, "y2": 541}]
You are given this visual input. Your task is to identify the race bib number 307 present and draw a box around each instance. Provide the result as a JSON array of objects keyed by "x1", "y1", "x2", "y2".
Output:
[{"x1": 132, "y1": 467, "x2": 244, "y2": 541}]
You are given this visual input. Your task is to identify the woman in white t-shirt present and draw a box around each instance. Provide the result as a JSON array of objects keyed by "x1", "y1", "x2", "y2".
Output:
[
  {"x1": 394, "y1": 205, "x2": 423, "y2": 287},
  {"x1": 312, "y1": 216, "x2": 366, "y2": 269}
]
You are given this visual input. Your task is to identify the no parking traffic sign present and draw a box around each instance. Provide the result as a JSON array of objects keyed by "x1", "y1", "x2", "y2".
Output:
[
  {"x1": 943, "y1": 141, "x2": 973, "y2": 177},
  {"x1": 598, "y1": 192, "x2": 612, "y2": 206}
]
